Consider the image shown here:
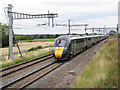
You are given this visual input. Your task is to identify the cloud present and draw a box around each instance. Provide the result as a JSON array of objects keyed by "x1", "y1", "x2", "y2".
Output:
[
  {"x1": 82, "y1": 16, "x2": 118, "y2": 27},
  {"x1": 0, "y1": 0, "x2": 118, "y2": 34}
]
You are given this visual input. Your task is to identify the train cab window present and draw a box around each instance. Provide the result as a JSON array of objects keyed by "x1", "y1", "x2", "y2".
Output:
[{"x1": 55, "y1": 39, "x2": 67, "y2": 47}]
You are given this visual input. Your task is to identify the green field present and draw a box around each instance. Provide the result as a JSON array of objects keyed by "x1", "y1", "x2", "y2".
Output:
[
  {"x1": 74, "y1": 38, "x2": 118, "y2": 88},
  {"x1": 1, "y1": 38, "x2": 54, "y2": 68},
  {"x1": 19, "y1": 38, "x2": 55, "y2": 42}
]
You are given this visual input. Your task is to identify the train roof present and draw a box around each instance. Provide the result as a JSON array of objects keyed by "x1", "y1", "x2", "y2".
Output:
[
  {"x1": 56, "y1": 35, "x2": 108, "y2": 40},
  {"x1": 71, "y1": 36, "x2": 85, "y2": 40},
  {"x1": 70, "y1": 35, "x2": 107, "y2": 40}
]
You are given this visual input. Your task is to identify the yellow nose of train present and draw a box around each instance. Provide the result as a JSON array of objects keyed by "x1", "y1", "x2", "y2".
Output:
[{"x1": 55, "y1": 47, "x2": 64, "y2": 58}]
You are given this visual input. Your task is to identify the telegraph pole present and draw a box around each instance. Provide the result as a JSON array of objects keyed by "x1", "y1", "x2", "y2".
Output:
[
  {"x1": 8, "y1": 4, "x2": 13, "y2": 60},
  {"x1": 52, "y1": 17, "x2": 54, "y2": 27},
  {"x1": 99, "y1": 28, "x2": 100, "y2": 35},
  {"x1": 85, "y1": 25, "x2": 88, "y2": 36},
  {"x1": 92, "y1": 28, "x2": 94, "y2": 35},
  {"x1": 104, "y1": 25, "x2": 106, "y2": 35},
  {"x1": 68, "y1": 20, "x2": 71, "y2": 35},
  {"x1": 48, "y1": 10, "x2": 50, "y2": 26},
  {"x1": 117, "y1": 24, "x2": 119, "y2": 40}
]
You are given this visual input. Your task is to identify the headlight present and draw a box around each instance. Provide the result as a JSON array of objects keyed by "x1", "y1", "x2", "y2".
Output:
[{"x1": 64, "y1": 47, "x2": 67, "y2": 50}]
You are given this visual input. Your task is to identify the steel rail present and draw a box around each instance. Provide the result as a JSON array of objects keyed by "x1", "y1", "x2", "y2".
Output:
[
  {"x1": 1, "y1": 38, "x2": 108, "y2": 89},
  {"x1": 1, "y1": 53, "x2": 52, "y2": 71},
  {"x1": 1, "y1": 61, "x2": 63, "y2": 89},
  {"x1": 1, "y1": 55, "x2": 53, "y2": 77},
  {"x1": 20, "y1": 39, "x2": 107, "y2": 89},
  {"x1": 20, "y1": 62, "x2": 64, "y2": 89},
  {"x1": 20, "y1": 38, "x2": 108, "y2": 89}
]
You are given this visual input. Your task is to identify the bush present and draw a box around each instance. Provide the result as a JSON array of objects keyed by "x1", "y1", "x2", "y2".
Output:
[
  {"x1": 37, "y1": 45, "x2": 42, "y2": 49},
  {"x1": 119, "y1": 34, "x2": 120, "y2": 38},
  {"x1": 28, "y1": 45, "x2": 43, "y2": 52},
  {"x1": 0, "y1": 23, "x2": 15, "y2": 47}
]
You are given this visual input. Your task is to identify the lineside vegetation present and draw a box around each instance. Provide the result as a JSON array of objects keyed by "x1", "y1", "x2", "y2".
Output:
[
  {"x1": 1, "y1": 38, "x2": 54, "y2": 68},
  {"x1": 1, "y1": 41, "x2": 54, "y2": 56},
  {"x1": 18, "y1": 38, "x2": 55, "y2": 42},
  {"x1": 74, "y1": 37, "x2": 118, "y2": 88},
  {"x1": 1, "y1": 47, "x2": 53, "y2": 68}
]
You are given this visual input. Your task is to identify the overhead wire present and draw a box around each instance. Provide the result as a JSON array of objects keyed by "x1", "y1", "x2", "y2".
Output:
[
  {"x1": 4, "y1": 7, "x2": 9, "y2": 25},
  {"x1": 11, "y1": 6, "x2": 50, "y2": 33},
  {"x1": 0, "y1": 0, "x2": 8, "y2": 24}
]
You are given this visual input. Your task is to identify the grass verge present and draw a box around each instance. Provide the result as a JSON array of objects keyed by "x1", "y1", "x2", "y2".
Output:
[
  {"x1": 73, "y1": 38, "x2": 118, "y2": 88},
  {"x1": 1, "y1": 48, "x2": 53, "y2": 68}
]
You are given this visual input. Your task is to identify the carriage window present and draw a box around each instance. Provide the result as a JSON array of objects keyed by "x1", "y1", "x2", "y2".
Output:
[
  {"x1": 55, "y1": 39, "x2": 66, "y2": 47},
  {"x1": 76, "y1": 39, "x2": 84, "y2": 43},
  {"x1": 88, "y1": 38, "x2": 91, "y2": 40},
  {"x1": 81, "y1": 39, "x2": 84, "y2": 42}
]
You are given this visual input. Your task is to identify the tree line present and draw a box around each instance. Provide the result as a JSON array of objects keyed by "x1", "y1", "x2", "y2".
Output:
[
  {"x1": 16, "y1": 34, "x2": 61, "y2": 40},
  {"x1": 0, "y1": 22, "x2": 62, "y2": 47},
  {"x1": 1, "y1": 22, "x2": 118, "y2": 48},
  {"x1": 0, "y1": 23, "x2": 15, "y2": 47}
]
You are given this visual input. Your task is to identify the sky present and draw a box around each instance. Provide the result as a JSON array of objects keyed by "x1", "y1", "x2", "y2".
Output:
[
  {"x1": 118, "y1": 1, "x2": 120, "y2": 33},
  {"x1": 0, "y1": 0, "x2": 119, "y2": 34}
]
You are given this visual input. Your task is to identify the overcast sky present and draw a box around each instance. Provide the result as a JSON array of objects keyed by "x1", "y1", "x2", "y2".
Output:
[{"x1": 0, "y1": 0, "x2": 119, "y2": 34}]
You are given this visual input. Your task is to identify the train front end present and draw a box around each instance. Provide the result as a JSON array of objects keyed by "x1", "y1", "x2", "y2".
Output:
[{"x1": 53, "y1": 36, "x2": 70, "y2": 60}]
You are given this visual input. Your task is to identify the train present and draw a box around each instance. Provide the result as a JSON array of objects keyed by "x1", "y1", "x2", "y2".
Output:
[{"x1": 53, "y1": 35, "x2": 108, "y2": 60}]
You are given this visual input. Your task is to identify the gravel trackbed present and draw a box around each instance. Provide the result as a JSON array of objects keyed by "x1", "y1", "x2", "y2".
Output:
[{"x1": 27, "y1": 39, "x2": 107, "y2": 88}]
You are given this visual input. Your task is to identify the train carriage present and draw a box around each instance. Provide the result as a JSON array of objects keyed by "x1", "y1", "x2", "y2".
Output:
[{"x1": 53, "y1": 35, "x2": 108, "y2": 61}]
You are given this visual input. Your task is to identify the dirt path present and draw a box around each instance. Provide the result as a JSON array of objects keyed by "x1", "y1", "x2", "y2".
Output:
[{"x1": 27, "y1": 39, "x2": 107, "y2": 88}]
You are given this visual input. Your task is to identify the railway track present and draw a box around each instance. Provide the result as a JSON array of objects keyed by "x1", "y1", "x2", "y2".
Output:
[
  {"x1": 1, "y1": 39, "x2": 107, "y2": 89},
  {"x1": 2, "y1": 61, "x2": 64, "y2": 89},
  {"x1": 1, "y1": 53, "x2": 58, "y2": 89},
  {"x1": 1, "y1": 53, "x2": 53, "y2": 77}
]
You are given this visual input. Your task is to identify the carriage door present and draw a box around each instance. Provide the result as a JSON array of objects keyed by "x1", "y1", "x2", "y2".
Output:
[
  {"x1": 73, "y1": 40, "x2": 76, "y2": 54},
  {"x1": 84, "y1": 38, "x2": 87, "y2": 47}
]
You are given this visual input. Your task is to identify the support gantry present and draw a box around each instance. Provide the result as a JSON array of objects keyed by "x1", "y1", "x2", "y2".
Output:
[{"x1": 7, "y1": 4, "x2": 58, "y2": 60}]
